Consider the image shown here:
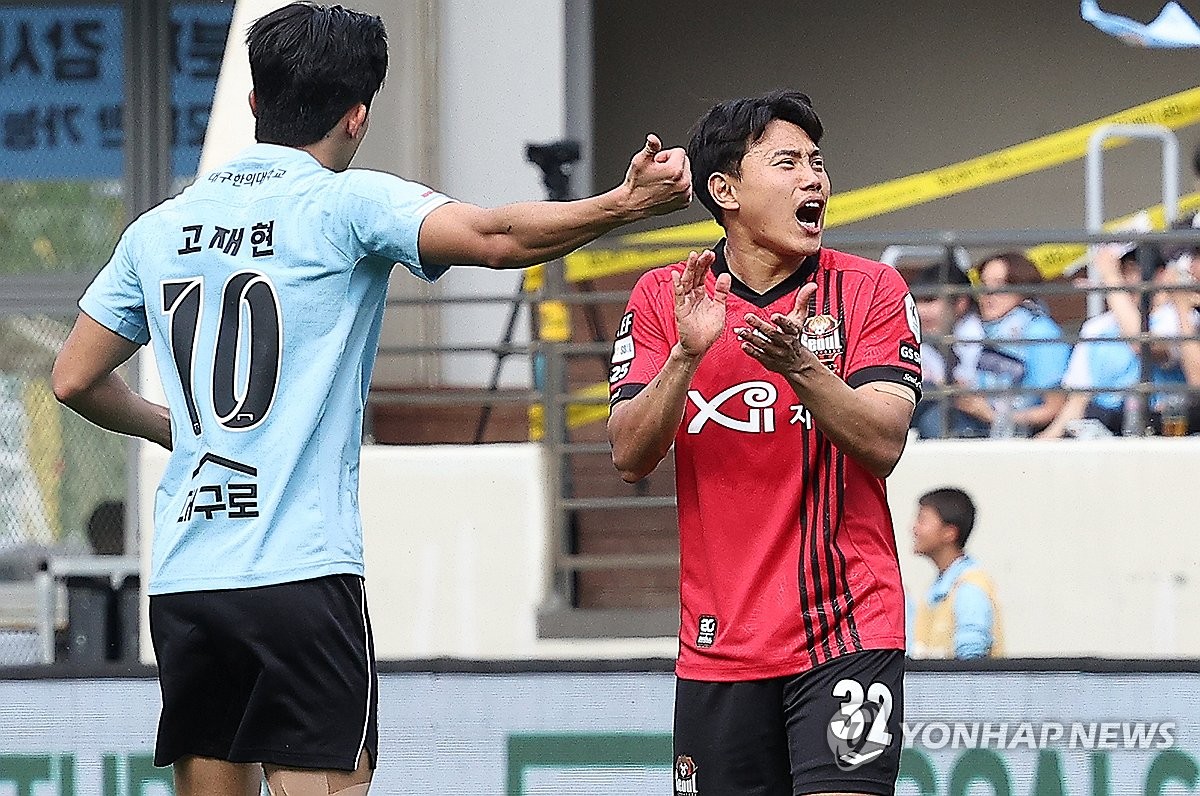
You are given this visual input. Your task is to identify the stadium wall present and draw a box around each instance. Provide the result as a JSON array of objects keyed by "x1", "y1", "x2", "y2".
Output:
[
  {"x1": 3, "y1": 665, "x2": 1199, "y2": 794},
  {"x1": 138, "y1": 438, "x2": 1200, "y2": 663},
  {"x1": 592, "y1": 0, "x2": 1200, "y2": 236}
]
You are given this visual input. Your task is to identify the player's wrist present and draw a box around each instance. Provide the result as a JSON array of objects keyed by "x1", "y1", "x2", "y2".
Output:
[
  {"x1": 670, "y1": 342, "x2": 706, "y2": 366},
  {"x1": 603, "y1": 183, "x2": 648, "y2": 224}
]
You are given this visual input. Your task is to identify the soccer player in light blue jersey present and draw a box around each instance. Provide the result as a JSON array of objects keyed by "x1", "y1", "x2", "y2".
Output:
[{"x1": 50, "y1": 4, "x2": 691, "y2": 795}]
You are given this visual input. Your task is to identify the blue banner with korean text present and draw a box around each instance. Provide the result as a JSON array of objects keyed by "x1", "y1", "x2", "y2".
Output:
[{"x1": 0, "y1": 4, "x2": 233, "y2": 181}]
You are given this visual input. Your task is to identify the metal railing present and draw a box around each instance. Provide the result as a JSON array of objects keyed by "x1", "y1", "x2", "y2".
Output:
[
  {"x1": 5, "y1": 225, "x2": 1200, "y2": 652},
  {"x1": 532, "y1": 225, "x2": 1200, "y2": 635}
]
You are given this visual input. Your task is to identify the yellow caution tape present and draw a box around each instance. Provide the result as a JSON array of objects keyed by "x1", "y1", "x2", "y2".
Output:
[
  {"x1": 528, "y1": 381, "x2": 611, "y2": 440},
  {"x1": 538, "y1": 300, "x2": 572, "y2": 342},
  {"x1": 623, "y1": 85, "x2": 1200, "y2": 248},
  {"x1": 526, "y1": 87, "x2": 1200, "y2": 289},
  {"x1": 1029, "y1": 191, "x2": 1200, "y2": 277},
  {"x1": 524, "y1": 246, "x2": 697, "y2": 291}
]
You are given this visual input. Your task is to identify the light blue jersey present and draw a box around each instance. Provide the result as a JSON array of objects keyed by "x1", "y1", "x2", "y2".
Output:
[
  {"x1": 976, "y1": 303, "x2": 1071, "y2": 408},
  {"x1": 80, "y1": 144, "x2": 453, "y2": 594},
  {"x1": 1063, "y1": 313, "x2": 1139, "y2": 411},
  {"x1": 1064, "y1": 306, "x2": 1184, "y2": 411}
]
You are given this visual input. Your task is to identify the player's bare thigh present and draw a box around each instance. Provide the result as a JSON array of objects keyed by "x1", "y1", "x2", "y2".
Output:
[
  {"x1": 172, "y1": 756, "x2": 262, "y2": 796},
  {"x1": 173, "y1": 752, "x2": 371, "y2": 796},
  {"x1": 263, "y1": 751, "x2": 373, "y2": 795}
]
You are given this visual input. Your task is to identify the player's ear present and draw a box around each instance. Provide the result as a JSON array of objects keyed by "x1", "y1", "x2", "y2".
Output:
[
  {"x1": 345, "y1": 103, "x2": 369, "y2": 140},
  {"x1": 248, "y1": 90, "x2": 258, "y2": 118},
  {"x1": 709, "y1": 172, "x2": 739, "y2": 213}
]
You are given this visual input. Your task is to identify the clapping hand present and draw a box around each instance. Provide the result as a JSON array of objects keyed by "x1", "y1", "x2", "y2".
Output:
[
  {"x1": 736, "y1": 283, "x2": 820, "y2": 378},
  {"x1": 673, "y1": 250, "x2": 730, "y2": 358}
]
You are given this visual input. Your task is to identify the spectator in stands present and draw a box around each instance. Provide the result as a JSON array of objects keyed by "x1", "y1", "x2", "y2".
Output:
[
  {"x1": 909, "y1": 262, "x2": 984, "y2": 438},
  {"x1": 909, "y1": 487, "x2": 1003, "y2": 659},
  {"x1": 954, "y1": 252, "x2": 1070, "y2": 436},
  {"x1": 1164, "y1": 232, "x2": 1200, "y2": 432},
  {"x1": 1039, "y1": 245, "x2": 1184, "y2": 437}
]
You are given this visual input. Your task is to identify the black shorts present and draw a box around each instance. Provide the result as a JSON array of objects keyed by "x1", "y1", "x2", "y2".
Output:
[
  {"x1": 673, "y1": 649, "x2": 904, "y2": 796},
  {"x1": 149, "y1": 574, "x2": 377, "y2": 770}
]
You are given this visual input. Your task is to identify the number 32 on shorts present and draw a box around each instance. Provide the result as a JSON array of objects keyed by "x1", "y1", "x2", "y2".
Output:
[{"x1": 826, "y1": 678, "x2": 895, "y2": 770}]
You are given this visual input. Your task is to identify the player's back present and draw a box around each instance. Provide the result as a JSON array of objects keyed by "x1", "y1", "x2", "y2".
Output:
[{"x1": 81, "y1": 144, "x2": 451, "y2": 594}]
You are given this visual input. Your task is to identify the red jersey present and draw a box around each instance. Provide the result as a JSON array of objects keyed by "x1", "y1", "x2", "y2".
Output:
[{"x1": 610, "y1": 241, "x2": 921, "y2": 681}]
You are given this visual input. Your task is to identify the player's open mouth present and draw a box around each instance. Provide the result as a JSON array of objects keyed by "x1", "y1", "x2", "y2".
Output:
[{"x1": 795, "y1": 199, "x2": 824, "y2": 234}]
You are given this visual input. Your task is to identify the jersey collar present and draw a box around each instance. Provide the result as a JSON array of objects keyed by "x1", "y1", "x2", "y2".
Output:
[
  {"x1": 710, "y1": 239, "x2": 820, "y2": 308},
  {"x1": 234, "y1": 143, "x2": 325, "y2": 169}
]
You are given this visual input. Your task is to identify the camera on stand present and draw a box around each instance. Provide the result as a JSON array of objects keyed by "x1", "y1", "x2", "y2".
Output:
[{"x1": 526, "y1": 140, "x2": 581, "y2": 202}]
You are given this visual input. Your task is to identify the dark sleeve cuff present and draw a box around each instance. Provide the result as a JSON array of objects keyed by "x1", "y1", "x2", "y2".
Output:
[
  {"x1": 846, "y1": 365, "x2": 922, "y2": 403},
  {"x1": 609, "y1": 383, "x2": 647, "y2": 407}
]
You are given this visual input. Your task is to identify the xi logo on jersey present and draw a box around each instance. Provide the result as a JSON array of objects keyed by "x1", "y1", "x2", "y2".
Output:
[{"x1": 686, "y1": 381, "x2": 811, "y2": 434}]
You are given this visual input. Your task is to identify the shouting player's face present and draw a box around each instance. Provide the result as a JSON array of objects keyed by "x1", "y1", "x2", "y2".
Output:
[{"x1": 724, "y1": 120, "x2": 830, "y2": 259}]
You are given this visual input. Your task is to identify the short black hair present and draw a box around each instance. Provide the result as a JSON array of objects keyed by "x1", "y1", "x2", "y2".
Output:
[
  {"x1": 686, "y1": 90, "x2": 824, "y2": 226},
  {"x1": 247, "y1": 3, "x2": 388, "y2": 147},
  {"x1": 911, "y1": 261, "x2": 972, "y2": 288},
  {"x1": 910, "y1": 261, "x2": 977, "y2": 311},
  {"x1": 918, "y1": 487, "x2": 976, "y2": 548}
]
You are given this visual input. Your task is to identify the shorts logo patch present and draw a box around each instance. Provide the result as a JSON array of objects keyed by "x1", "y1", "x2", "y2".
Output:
[
  {"x1": 696, "y1": 615, "x2": 717, "y2": 648},
  {"x1": 899, "y1": 341, "x2": 920, "y2": 365},
  {"x1": 674, "y1": 755, "x2": 698, "y2": 794}
]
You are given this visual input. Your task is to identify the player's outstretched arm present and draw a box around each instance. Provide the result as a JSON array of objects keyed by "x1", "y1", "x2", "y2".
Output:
[
  {"x1": 418, "y1": 134, "x2": 691, "y2": 269},
  {"x1": 52, "y1": 313, "x2": 172, "y2": 450},
  {"x1": 609, "y1": 251, "x2": 729, "y2": 482}
]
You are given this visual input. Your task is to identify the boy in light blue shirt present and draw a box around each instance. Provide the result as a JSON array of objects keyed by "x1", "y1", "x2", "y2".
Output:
[
  {"x1": 908, "y1": 487, "x2": 1003, "y2": 659},
  {"x1": 51, "y1": 4, "x2": 692, "y2": 793}
]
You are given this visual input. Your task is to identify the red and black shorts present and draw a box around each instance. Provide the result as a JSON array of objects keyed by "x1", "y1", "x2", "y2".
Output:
[
  {"x1": 673, "y1": 649, "x2": 904, "y2": 796},
  {"x1": 149, "y1": 574, "x2": 377, "y2": 771}
]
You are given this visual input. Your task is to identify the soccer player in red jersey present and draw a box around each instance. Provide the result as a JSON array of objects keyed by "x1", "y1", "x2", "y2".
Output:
[{"x1": 607, "y1": 91, "x2": 921, "y2": 796}]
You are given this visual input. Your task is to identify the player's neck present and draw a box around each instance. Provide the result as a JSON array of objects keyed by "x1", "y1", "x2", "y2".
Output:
[
  {"x1": 298, "y1": 138, "x2": 356, "y2": 172},
  {"x1": 723, "y1": 235, "x2": 814, "y2": 295}
]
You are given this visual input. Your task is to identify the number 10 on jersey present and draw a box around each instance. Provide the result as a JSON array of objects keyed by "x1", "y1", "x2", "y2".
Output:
[{"x1": 161, "y1": 271, "x2": 283, "y2": 436}]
